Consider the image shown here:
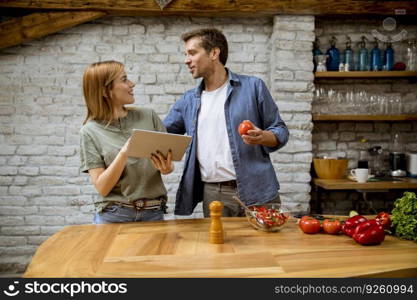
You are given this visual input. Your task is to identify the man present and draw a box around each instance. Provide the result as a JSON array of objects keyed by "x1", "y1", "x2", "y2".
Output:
[{"x1": 164, "y1": 28, "x2": 289, "y2": 217}]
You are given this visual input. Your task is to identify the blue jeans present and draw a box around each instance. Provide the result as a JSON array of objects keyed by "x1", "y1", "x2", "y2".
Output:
[{"x1": 93, "y1": 204, "x2": 164, "y2": 224}]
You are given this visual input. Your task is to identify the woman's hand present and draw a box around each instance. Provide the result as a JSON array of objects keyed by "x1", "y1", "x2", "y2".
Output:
[
  {"x1": 120, "y1": 137, "x2": 131, "y2": 157},
  {"x1": 150, "y1": 150, "x2": 174, "y2": 175}
]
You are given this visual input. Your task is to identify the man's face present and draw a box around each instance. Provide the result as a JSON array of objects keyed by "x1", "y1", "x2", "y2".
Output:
[{"x1": 184, "y1": 37, "x2": 214, "y2": 79}]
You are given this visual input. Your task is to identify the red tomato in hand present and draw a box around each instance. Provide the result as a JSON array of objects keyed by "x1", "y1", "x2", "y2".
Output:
[
  {"x1": 322, "y1": 219, "x2": 342, "y2": 235},
  {"x1": 299, "y1": 216, "x2": 321, "y2": 234},
  {"x1": 238, "y1": 120, "x2": 254, "y2": 136}
]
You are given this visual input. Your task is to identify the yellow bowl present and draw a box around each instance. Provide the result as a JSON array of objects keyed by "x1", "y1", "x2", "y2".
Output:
[{"x1": 313, "y1": 158, "x2": 348, "y2": 179}]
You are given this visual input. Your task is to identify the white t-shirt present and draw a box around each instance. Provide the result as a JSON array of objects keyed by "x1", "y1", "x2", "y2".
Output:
[{"x1": 197, "y1": 81, "x2": 236, "y2": 182}]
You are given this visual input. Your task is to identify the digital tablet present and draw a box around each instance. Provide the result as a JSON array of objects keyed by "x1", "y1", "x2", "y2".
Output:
[{"x1": 127, "y1": 129, "x2": 192, "y2": 161}]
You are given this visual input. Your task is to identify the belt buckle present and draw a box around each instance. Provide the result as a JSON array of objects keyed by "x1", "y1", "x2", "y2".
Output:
[{"x1": 135, "y1": 199, "x2": 146, "y2": 210}]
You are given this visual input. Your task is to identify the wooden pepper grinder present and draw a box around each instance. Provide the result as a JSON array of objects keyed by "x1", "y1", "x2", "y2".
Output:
[{"x1": 209, "y1": 201, "x2": 224, "y2": 244}]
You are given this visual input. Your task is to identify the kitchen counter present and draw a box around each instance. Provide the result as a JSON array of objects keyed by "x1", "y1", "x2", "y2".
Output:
[{"x1": 23, "y1": 217, "x2": 417, "y2": 278}]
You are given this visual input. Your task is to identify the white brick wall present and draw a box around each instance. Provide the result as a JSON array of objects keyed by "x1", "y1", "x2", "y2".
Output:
[
  {"x1": 0, "y1": 15, "x2": 314, "y2": 273},
  {"x1": 270, "y1": 15, "x2": 314, "y2": 213}
]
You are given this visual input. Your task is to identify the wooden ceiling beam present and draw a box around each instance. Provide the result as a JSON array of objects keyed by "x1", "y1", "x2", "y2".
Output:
[
  {"x1": 1, "y1": 0, "x2": 417, "y2": 16},
  {"x1": 0, "y1": 11, "x2": 106, "y2": 49}
]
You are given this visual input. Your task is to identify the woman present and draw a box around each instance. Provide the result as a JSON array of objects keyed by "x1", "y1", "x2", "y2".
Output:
[{"x1": 79, "y1": 60, "x2": 173, "y2": 224}]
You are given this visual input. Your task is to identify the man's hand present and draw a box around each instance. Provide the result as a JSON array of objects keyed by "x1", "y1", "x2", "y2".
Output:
[
  {"x1": 150, "y1": 150, "x2": 174, "y2": 175},
  {"x1": 241, "y1": 121, "x2": 278, "y2": 147}
]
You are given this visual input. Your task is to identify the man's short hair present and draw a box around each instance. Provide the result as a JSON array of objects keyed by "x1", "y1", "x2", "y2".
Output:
[{"x1": 181, "y1": 28, "x2": 228, "y2": 66}]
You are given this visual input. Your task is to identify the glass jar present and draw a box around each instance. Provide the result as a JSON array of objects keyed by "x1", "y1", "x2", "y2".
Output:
[{"x1": 406, "y1": 40, "x2": 417, "y2": 71}]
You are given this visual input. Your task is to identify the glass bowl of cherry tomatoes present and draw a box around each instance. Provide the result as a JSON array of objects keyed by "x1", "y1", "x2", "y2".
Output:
[{"x1": 245, "y1": 203, "x2": 290, "y2": 232}]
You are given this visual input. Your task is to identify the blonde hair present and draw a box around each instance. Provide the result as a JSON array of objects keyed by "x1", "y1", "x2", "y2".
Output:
[{"x1": 82, "y1": 60, "x2": 124, "y2": 125}]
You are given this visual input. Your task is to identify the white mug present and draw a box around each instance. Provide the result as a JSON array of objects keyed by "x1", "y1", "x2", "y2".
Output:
[{"x1": 350, "y1": 168, "x2": 369, "y2": 183}]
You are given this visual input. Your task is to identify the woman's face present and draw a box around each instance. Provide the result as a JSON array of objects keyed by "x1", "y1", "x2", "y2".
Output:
[{"x1": 108, "y1": 68, "x2": 135, "y2": 107}]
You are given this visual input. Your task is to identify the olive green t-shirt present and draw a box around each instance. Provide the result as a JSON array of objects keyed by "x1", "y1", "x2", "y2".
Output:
[{"x1": 79, "y1": 107, "x2": 167, "y2": 212}]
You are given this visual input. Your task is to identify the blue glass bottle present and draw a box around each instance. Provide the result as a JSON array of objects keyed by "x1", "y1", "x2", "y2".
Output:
[
  {"x1": 383, "y1": 42, "x2": 394, "y2": 71},
  {"x1": 326, "y1": 36, "x2": 340, "y2": 71},
  {"x1": 354, "y1": 48, "x2": 360, "y2": 71},
  {"x1": 344, "y1": 36, "x2": 354, "y2": 71},
  {"x1": 313, "y1": 38, "x2": 323, "y2": 72},
  {"x1": 370, "y1": 38, "x2": 382, "y2": 71},
  {"x1": 358, "y1": 36, "x2": 369, "y2": 71}
]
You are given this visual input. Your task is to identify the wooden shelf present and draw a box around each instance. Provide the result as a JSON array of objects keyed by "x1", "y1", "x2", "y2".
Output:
[
  {"x1": 313, "y1": 177, "x2": 417, "y2": 190},
  {"x1": 312, "y1": 114, "x2": 417, "y2": 122},
  {"x1": 315, "y1": 71, "x2": 417, "y2": 79}
]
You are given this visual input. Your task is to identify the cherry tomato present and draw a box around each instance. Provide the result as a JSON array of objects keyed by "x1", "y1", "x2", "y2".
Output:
[
  {"x1": 299, "y1": 216, "x2": 321, "y2": 234},
  {"x1": 375, "y1": 212, "x2": 391, "y2": 230},
  {"x1": 322, "y1": 219, "x2": 342, "y2": 235},
  {"x1": 238, "y1": 120, "x2": 254, "y2": 136}
]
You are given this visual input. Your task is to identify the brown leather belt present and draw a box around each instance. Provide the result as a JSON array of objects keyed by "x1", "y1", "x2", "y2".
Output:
[
  {"x1": 113, "y1": 199, "x2": 163, "y2": 211},
  {"x1": 206, "y1": 180, "x2": 237, "y2": 188}
]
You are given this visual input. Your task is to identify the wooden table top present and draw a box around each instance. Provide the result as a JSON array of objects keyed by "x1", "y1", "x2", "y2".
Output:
[
  {"x1": 24, "y1": 217, "x2": 417, "y2": 278},
  {"x1": 313, "y1": 177, "x2": 417, "y2": 190}
]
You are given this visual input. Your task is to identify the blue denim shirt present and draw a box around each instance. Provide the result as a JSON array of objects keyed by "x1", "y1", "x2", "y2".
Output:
[{"x1": 163, "y1": 69, "x2": 289, "y2": 215}]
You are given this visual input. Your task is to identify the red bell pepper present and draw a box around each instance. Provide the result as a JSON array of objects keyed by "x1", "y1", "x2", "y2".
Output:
[
  {"x1": 375, "y1": 212, "x2": 391, "y2": 230},
  {"x1": 342, "y1": 215, "x2": 367, "y2": 237},
  {"x1": 352, "y1": 219, "x2": 385, "y2": 245}
]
